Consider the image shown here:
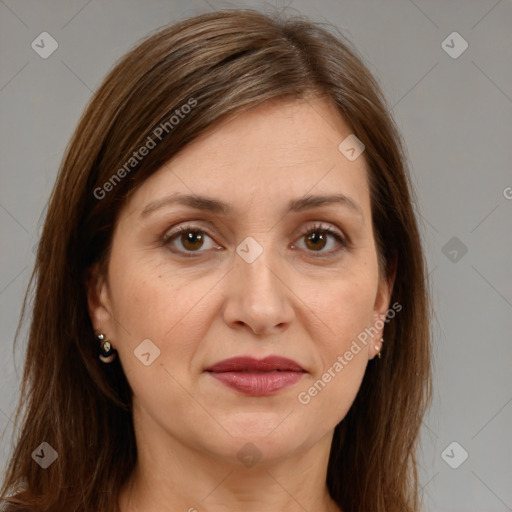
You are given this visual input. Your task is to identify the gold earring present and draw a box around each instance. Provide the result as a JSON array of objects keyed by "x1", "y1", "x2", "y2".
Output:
[
  {"x1": 97, "y1": 333, "x2": 117, "y2": 363},
  {"x1": 376, "y1": 337, "x2": 384, "y2": 359}
]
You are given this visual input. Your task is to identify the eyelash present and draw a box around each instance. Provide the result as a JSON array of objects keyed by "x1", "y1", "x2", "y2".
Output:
[{"x1": 161, "y1": 222, "x2": 350, "y2": 259}]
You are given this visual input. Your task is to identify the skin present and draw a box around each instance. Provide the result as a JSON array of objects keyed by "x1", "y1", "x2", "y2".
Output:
[{"x1": 87, "y1": 96, "x2": 394, "y2": 512}]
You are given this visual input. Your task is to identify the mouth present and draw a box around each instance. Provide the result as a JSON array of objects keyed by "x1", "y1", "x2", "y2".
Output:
[{"x1": 205, "y1": 356, "x2": 306, "y2": 396}]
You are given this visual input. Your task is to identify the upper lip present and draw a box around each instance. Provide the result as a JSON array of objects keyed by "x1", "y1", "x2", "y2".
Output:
[{"x1": 205, "y1": 356, "x2": 305, "y2": 373}]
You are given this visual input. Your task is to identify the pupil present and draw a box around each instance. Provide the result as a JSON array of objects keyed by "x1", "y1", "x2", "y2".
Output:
[
  {"x1": 307, "y1": 232, "x2": 326, "y2": 250},
  {"x1": 183, "y1": 231, "x2": 202, "y2": 250}
]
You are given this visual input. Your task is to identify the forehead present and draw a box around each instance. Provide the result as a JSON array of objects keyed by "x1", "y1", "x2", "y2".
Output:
[{"x1": 123, "y1": 97, "x2": 370, "y2": 219}]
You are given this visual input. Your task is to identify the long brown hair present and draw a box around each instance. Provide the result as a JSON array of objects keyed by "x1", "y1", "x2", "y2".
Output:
[{"x1": 1, "y1": 8, "x2": 432, "y2": 512}]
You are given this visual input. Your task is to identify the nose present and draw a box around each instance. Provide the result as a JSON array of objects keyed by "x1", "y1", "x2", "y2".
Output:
[{"x1": 221, "y1": 242, "x2": 295, "y2": 336}]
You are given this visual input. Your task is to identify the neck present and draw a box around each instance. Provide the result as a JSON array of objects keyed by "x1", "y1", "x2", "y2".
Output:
[{"x1": 118, "y1": 414, "x2": 341, "y2": 512}]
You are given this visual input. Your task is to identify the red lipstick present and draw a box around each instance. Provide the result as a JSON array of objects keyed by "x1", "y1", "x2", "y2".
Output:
[{"x1": 205, "y1": 356, "x2": 306, "y2": 396}]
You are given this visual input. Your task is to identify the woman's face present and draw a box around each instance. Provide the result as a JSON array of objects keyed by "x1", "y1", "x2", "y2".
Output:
[{"x1": 88, "y1": 96, "x2": 393, "y2": 465}]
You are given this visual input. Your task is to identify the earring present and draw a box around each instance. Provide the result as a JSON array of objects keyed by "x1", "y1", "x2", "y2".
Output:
[
  {"x1": 375, "y1": 337, "x2": 384, "y2": 359},
  {"x1": 97, "y1": 333, "x2": 117, "y2": 363}
]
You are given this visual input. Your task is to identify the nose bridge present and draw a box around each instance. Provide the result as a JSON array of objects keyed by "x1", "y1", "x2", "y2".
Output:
[
  {"x1": 224, "y1": 234, "x2": 293, "y2": 334},
  {"x1": 240, "y1": 242, "x2": 279, "y2": 291}
]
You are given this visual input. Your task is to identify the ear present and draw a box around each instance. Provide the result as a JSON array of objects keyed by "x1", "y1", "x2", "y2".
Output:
[
  {"x1": 369, "y1": 252, "x2": 397, "y2": 359},
  {"x1": 84, "y1": 263, "x2": 113, "y2": 335}
]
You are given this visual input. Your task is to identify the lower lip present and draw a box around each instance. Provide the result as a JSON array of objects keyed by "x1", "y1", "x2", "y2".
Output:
[{"x1": 207, "y1": 371, "x2": 304, "y2": 396}]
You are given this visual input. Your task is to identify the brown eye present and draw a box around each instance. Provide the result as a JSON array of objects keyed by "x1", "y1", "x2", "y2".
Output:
[
  {"x1": 180, "y1": 230, "x2": 205, "y2": 251},
  {"x1": 163, "y1": 225, "x2": 218, "y2": 256},
  {"x1": 162, "y1": 222, "x2": 347, "y2": 259},
  {"x1": 294, "y1": 224, "x2": 347, "y2": 256},
  {"x1": 304, "y1": 230, "x2": 328, "y2": 251}
]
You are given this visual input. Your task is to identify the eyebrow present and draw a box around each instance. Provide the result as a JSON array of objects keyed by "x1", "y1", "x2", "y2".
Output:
[{"x1": 140, "y1": 192, "x2": 363, "y2": 218}]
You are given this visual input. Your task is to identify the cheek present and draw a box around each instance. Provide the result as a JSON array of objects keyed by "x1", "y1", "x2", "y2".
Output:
[
  {"x1": 106, "y1": 247, "x2": 220, "y2": 368},
  {"x1": 295, "y1": 270, "x2": 377, "y2": 423},
  {"x1": 105, "y1": 255, "x2": 199, "y2": 407},
  {"x1": 297, "y1": 355, "x2": 367, "y2": 435},
  {"x1": 312, "y1": 267, "x2": 377, "y2": 351},
  {"x1": 108, "y1": 246, "x2": 189, "y2": 332}
]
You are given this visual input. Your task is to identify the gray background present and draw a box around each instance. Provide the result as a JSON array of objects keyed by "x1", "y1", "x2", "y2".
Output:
[{"x1": 1, "y1": 0, "x2": 511, "y2": 510}]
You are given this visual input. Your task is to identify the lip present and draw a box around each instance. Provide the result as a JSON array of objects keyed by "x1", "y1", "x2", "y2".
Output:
[
  {"x1": 205, "y1": 356, "x2": 306, "y2": 396},
  {"x1": 206, "y1": 356, "x2": 305, "y2": 373}
]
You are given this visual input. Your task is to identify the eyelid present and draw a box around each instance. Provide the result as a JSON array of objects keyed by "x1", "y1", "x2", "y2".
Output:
[
  {"x1": 161, "y1": 223, "x2": 222, "y2": 257},
  {"x1": 298, "y1": 222, "x2": 351, "y2": 246},
  {"x1": 161, "y1": 221, "x2": 350, "y2": 257},
  {"x1": 291, "y1": 222, "x2": 351, "y2": 256}
]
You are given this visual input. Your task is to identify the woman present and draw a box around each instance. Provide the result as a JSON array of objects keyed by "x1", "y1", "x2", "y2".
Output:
[{"x1": 0, "y1": 8, "x2": 432, "y2": 512}]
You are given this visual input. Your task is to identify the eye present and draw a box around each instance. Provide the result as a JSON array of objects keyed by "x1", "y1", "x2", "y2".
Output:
[
  {"x1": 161, "y1": 222, "x2": 348, "y2": 258},
  {"x1": 292, "y1": 223, "x2": 348, "y2": 256},
  {"x1": 162, "y1": 224, "x2": 219, "y2": 257}
]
